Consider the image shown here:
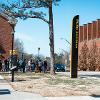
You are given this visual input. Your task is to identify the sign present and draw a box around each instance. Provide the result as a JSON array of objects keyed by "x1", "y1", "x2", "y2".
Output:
[
  {"x1": 10, "y1": 66, "x2": 17, "y2": 71},
  {"x1": 70, "y1": 15, "x2": 79, "y2": 78},
  {"x1": 9, "y1": 50, "x2": 17, "y2": 55}
]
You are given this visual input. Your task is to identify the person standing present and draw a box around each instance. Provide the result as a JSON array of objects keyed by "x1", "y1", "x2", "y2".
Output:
[
  {"x1": 0, "y1": 60, "x2": 2, "y2": 71},
  {"x1": 4, "y1": 59, "x2": 8, "y2": 72},
  {"x1": 7, "y1": 59, "x2": 9, "y2": 71},
  {"x1": 28, "y1": 60, "x2": 31, "y2": 71},
  {"x1": 22, "y1": 59, "x2": 26, "y2": 73},
  {"x1": 35, "y1": 60, "x2": 39, "y2": 73},
  {"x1": 19, "y1": 59, "x2": 23, "y2": 72},
  {"x1": 43, "y1": 60, "x2": 47, "y2": 73},
  {"x1": 38, "y1": 60, "x2": 42, "y2": 73},
  {"x1": 31, "y1": 60, "x2": 36, "y2": 71},
  {"x1": 16, "y1": 59, "x2": 20, "y2": 71}
]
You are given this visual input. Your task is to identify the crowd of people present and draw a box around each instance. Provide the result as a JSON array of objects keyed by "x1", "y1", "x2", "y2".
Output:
[
  {"x1": 0, "y1": 58, "x2": 48, "y2": 73},
  {"x1": 26, "y1": 59, "x2": 48, "y2": 73}
]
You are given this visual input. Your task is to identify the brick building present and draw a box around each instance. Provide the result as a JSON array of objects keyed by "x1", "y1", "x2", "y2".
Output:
[
  {"x1": 79, "y1": 19, "x2": 100, "y2": 71},
  {"x1": 79, "y1": 19, "x2": 100, "y2": 50},
  {"x1": 0, "y1": 13, "x2": 12, "y2": 59}
]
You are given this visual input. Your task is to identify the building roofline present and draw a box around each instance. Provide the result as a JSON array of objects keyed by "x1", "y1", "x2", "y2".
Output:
[
  {"x1": 83, "y1": 24, "x2": 87, "y2": 26},
  {"x1": 80, "y1": 19, "x2": 100, "y2": 26},
  {"x1": 0, "y1": 9, "x2": 17, "y2": 26},
  {"x1": 88, "y1": 23, "x2": 92, "y2": 24},
  {"x1": 92, "y1": 21, "x2": 96, "y2": 23},
  {"x1": 80, "y1": 26, "x2": 83, "y2": 27},
  {"x1": 0, "y1": 14, "x2": 9, "y2": 21},
  {"x1": 0, "y1": 8, "x2": 9, "y2": 21}
]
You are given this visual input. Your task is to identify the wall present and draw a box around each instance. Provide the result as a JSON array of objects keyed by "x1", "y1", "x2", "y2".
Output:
[
  {"x1": 0, "y1": 15, "x2": 12, "y2": 59},
  {"x1": 79, "y1": 19, "x2": 100, "y2": 54},
  {"x1": 78, "y1": 19, "x2": 100, "y2": 71}
]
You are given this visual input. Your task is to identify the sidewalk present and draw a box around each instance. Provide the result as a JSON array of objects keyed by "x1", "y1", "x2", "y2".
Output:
[
  {"x1": 0, "y1": 75, "x2": 47, "y2": 100},
  {"x1": 46, "y1": 96, "x2": 99, "y2": 100},
  {"x1": 0, "y1": 75, "x2": 100, "y2": 100}
]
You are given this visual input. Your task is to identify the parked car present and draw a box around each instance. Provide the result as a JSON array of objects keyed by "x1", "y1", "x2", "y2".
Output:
[{"x1": 54, "y1": 64, "x2": 66, "y2": 72}]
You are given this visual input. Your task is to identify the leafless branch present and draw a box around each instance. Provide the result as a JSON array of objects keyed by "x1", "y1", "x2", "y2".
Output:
[
  {"x1": 13, "y1": 13, "x2": 49, "y2": 24},
  {"x1": 4, "y1": 10, "x2": 49, "y2": 24}
]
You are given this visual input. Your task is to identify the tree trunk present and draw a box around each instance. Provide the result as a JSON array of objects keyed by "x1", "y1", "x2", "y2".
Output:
[{"x1": 49, "y1": 0, "x2": 55, "y2": 75}]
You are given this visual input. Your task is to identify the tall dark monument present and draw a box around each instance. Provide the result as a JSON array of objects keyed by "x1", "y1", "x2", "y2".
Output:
[{"x1": 70, "y1": 15, "x2": 79, "y2": 78}]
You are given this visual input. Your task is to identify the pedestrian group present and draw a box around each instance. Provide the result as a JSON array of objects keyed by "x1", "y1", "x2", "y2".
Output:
[{"x1": 0, "y1": 58, "x2": 48, "y2": 73}]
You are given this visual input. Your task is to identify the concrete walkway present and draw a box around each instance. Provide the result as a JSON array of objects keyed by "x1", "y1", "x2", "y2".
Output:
[
  {"x1": 46, "y1": 96, "x2": 100, "y2": 100},
  {"x1": 0, "y1": 75, "x2": 100, "y2": 100},
  {"x1": 0, "y1": 75, "x2": 47, "y2": 100}
]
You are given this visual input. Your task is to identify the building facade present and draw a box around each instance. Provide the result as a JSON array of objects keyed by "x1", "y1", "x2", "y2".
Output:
[
  {"x1": 78, "y1": 19, "x2": 100, "y2": 71},
  {"x1": 79, "y1": 19, "x2": 100, "y2": 49},
  {"x1": 0, "y1": 13, "x2": 12, "y2": 59}
]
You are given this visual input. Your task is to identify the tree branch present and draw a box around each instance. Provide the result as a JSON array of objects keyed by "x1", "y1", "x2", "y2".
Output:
[
  {"x1": 4, "y1": 10, "x2": 49, "y2": 24},
  {"x1": 14, "y1": 14, "x2": 49, "y2": 24}
]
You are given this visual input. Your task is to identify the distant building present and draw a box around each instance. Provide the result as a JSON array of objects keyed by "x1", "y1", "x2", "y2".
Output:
[
  {"x1": 78, "y1": 19, "x2": 100, "y2": 71},
  {"x1": 0, "y1": 12, "x2": 12, "y2": 59}
]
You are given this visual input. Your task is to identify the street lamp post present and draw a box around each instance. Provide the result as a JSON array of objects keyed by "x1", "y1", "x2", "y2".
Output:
[
  {"x1": 11, "y1": 30, "x2": 14, "y2": 82},
  {"x1": 38, "y1": 47, "x2": 40, "y2": 60},
  {"x1": 60, "y1": 38, "x2": 71, "y2": 46},
  {"x1": 11, "y1": 31, "x2": 14, "y2": 68},
  {"x1": 60, "y1": 38, "x2": 71, "y2": 71},
  {"x1": 8, "y1": 18, "x2": 17, "y2": 82}
]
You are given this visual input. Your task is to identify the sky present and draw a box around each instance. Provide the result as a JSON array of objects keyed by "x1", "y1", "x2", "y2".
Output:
[{"x1": 14, "y1": 0, "x2": 100, "y2": 57}]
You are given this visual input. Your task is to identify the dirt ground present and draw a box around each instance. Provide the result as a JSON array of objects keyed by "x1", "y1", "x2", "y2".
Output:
[{"x1": 3, "y1": 72, "x2": 100, "y2": 97}]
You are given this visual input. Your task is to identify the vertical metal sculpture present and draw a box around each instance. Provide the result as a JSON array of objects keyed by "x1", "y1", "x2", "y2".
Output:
[{"x1": 70, "y1": 15, "x2": 79, "y2": 78}]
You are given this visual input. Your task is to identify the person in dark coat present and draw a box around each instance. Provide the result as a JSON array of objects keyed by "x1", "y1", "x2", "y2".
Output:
[
  {"x1": 22, "y1": 59, "x2": 26, "y2": 73},
  {"x1": 38, "y1": 60, "x2": 42, "y2": 73},
  {"x1": 0, "y1": 60, "x2": 2, "y2": 71},
  {"x1": 43, "y1": 60, "x2": 47, "y2": 73},
  {"x1": 4, "y1": 59, "x2": 8, "y2": 72},
  {"x1": 16, "y1": 59, "x2": 20, "y2": 71},
  {"x1": 35, "y1": 60, "x2": 39, "y2": 73},
  {"x1": 31, "y1": 60, "x2": 36, "y2": 71}
]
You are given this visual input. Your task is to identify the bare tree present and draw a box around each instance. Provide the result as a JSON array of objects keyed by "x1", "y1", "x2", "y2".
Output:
[
  {"x1": 88, "y1": 41, "x2": 98, "y2": 71},
  {"x1": 63, "y1": 51, "x2": 70, "y2": 68},
  {"x1": 79, "y1": 41, "x2": 100, "y2": 71},
  {"x1": 79, "y1": 42, "x2": 89, "y2": 71},
  {"x1": 54, "y1": 53, "x2": 64, "y2": 64},
  {"x1": 0, "y1": 0, "x2": 61, "y2": 75},
  {"x1": 14, "y1": 38, "x2": 24, "y2": 59},
  {"x1": 96, "y1": 48, "x2": 100, "y2": 71}
]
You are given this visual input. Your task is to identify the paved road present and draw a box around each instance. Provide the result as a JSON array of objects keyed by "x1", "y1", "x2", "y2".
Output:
[
  {"x1": 0, "y1": 71, "x2": 100, "y2": 100},
  {"x1": 56, "y1": 71, "x2": 100, "y2": 78}
]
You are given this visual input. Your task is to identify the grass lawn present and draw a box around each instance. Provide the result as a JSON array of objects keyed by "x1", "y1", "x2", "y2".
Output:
[{"x1": 2, "y1": 71, "x2": 100, "y2": 97}]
